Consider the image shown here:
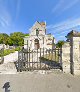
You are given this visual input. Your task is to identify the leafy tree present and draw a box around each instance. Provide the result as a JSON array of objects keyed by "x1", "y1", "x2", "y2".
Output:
[
  {"x1": 56, "y1": 40, "x2": 65, "y2": 48},
  {"x1": 24, "y1": 33, "x2": 29, "y2": 36},
  {"x1": 0, "y1": 33, "x2": 9, "y2": 44},
  {"x1": 7, "y1": 37, "x2": 13, "y2": 46},
  {"x1": 0, "y1": 32, "x2": 29, "y2": 46},
  {"x1": 8, "y1": 32, "x2": 25, "y2": 46}
]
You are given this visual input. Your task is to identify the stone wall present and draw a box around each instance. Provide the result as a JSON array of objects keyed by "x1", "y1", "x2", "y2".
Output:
[{"x1": 4, "y1": 51, "x2": 18, "y2": 64}]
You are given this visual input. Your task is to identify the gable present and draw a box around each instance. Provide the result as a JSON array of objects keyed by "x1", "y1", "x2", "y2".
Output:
[{"x1": 30, "y1": 21, "x2": 46, "y2": 36}]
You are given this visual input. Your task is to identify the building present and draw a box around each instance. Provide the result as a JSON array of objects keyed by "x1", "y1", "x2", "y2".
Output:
[{"x1": 24, "y1": 21, "x2": 55, "y2": 50}]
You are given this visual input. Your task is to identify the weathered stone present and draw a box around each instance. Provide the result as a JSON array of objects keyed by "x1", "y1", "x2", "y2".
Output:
[
  {"x1": 24, "y1": 21, "x2": 55, "y2": 50},
  {"x1": 62, "y1": 42, "x2": 70, "y2": 74},
  {"x1": 64, "y1": 30, "x2": 80, "y2": 75}
]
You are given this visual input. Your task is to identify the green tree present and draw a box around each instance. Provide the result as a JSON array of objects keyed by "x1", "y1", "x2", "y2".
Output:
[
  {"x1": 0, "y1": 32, "x2": 29, "y2": 46},
  {"x1": 0, "y1": 33, "x2": 9, "y2": 44},
  {"x1": 24, "y1": 33, "x2": 29, "y2": 36},
  {"x1": 8, "y1": 32, "x2": 24, "y2": 46},
  {"x1": 56, "y1": 40, "x2": 65, "y2": 48}
]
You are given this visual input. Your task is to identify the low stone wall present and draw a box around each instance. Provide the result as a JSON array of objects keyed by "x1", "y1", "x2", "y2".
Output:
[{"x1": 4, "y1": 51, "x2": 18, "y2": 64}]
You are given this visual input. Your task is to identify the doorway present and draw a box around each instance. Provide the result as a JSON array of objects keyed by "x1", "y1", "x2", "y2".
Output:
[{"x1": 34, "y1": 39, "x2": 40, "y2": 49}]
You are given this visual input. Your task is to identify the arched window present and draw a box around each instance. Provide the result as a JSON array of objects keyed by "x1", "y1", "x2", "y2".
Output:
[{"x1": 36, "y1": 29, "x2": 39, "y2": 36}]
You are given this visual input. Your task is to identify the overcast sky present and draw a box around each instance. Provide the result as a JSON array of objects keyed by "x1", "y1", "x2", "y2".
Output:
[{"x1": 0, "y1": 0, "x2": 80, "y2": 41}]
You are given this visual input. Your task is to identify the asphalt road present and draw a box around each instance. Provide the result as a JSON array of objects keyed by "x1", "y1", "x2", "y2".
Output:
[{"x1": 0, "y1": 71, "x2": 80, "y2": 92}]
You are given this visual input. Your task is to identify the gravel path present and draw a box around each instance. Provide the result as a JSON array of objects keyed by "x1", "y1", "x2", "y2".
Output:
[{"x1": 0, "y1": 72, "x2": 80, "y2": 92}]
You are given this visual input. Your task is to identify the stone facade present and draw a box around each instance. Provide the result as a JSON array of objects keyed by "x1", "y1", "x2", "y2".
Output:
[{"x1": 24, "y1": 21, "x2": 55, "y2": 50}]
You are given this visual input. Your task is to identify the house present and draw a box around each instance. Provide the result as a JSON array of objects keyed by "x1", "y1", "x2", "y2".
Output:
[{"x1": 24, "y1": 21, "x2": 55, "y2": 50}]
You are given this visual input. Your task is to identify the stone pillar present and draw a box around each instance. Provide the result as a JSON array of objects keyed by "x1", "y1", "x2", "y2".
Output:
[
  {"x1": 65, "y1": 30, "x2": 80, "y2": 75},
  {"x1": 62, "y1": 42, "x2": 71, "y2": 73},
  {"x1": 72, "y1": 37, "x2": 80, "y2": 75}
]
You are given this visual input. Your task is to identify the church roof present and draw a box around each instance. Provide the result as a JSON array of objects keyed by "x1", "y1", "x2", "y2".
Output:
[{"x1": 37, "y1": 21, "x2": 46, "y2": 27}]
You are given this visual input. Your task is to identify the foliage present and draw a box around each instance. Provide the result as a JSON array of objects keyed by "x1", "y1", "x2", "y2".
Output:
[
  {"x1": 56, "y1": 40, "x2": 65, "y2": 48},
  {"x1": 0, "y1": 47, "x2": 22, "y2": 57},
  {"x1": 0, "y1": 49, "x2": 15, "y2": 57},
  {"x1": 8, "y1": 32, "x2": 24, "y2": 46},
  {"x1": 0, "y1": 49, "x2": 4, "y2": 57},
  {"x1": 0, "y1": 32, "x2": 29, "y2": 46},
  {"x1": 24, "y1": 33, "x2": 29, "y2": 36},
  {"x1": 15, "y1": 47, "x2": 21, "y2": 51},
  {"x1": 3, "y1": 49, "x2": 15, "y2": 56},
  {"x1": 0, "y1": 33, "x2": 9, "y2": 45}
]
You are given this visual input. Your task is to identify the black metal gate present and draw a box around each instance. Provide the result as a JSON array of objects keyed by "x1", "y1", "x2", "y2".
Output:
[{"x1": 16, "y1": 48, "x2": 62, "y2": 72}]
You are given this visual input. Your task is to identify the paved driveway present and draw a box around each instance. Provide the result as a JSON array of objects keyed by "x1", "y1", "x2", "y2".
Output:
[{"x1": 0, "y1": 72, "x2": 80, "y2": 92}]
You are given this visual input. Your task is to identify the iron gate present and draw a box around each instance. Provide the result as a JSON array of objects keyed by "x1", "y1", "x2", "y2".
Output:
[{"x1": 16, "y1": 48, "x2": 62, "y2": 72}]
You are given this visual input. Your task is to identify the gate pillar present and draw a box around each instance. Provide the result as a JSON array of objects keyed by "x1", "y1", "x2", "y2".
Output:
[
  {"x1": 65, "y1": 30, "x2": 80, "y2": 75},
  {"x1": 62, "y1": 42, "x2": 71, "y2": 74}
]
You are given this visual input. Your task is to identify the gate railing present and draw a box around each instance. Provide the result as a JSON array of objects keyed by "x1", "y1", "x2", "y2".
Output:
[{"x1": 17, "y1": 48, "x2": 62, "y2": 72}]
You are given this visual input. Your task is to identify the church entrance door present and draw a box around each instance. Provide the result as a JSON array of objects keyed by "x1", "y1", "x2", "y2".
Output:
[{"x1": 34, "y1": 39, "x2": 40, "y2": 49}]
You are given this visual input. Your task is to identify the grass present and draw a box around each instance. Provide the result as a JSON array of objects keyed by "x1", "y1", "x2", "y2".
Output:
[{"x1": 0, "y1": 46, "x2": 21, "y2": 57}]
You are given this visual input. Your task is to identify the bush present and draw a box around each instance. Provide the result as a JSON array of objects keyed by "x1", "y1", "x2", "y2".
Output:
[
  {"x1": 0, "y1": 53, "x2": 4, "y2": 57},
  {"x1": 3, "y1": 49, "x2": 15, "y2": 56},
  {"x1": 10, "y1": 49, "x2": 15, "y2": 53},
  {"x1": 0, "y1": 47, "x2": 21, "y2": 57},
  {"x1": 3, "y1": 49, "x2": 10, "y2": 56},
  {"x1": 15, "y1": 47, "x2": 21, "y2": 51},
  {"x1": 0, "y1": 49, "x2": 15, "y2": 57}
]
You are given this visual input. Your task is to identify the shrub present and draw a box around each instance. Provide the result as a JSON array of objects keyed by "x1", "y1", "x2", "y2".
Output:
[
  {"x1": 15, "y1": 47, "x2": 21, "y2": 51},
  {"x1": 0, "y1": 47, "x2": 21, "y2": 57},
  {"x1": 0, "y1": 49, "x2": 15, "y2": 56},
  {"x1": 10, "y1": 49, "x2": 15, "y2": 53}
]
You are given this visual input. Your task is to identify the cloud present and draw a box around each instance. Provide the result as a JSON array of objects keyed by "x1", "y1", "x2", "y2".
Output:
[
  {"x1": 48, "y1": 17, "x2": 80, "y2": 41},
  {"x1": 0, "y1": 1, "x2": 12, "y2": 28},
  {"x1": 15, "y1": 0, "x2": 21, "y2": 19},
  {"x1": 0, "y1": 19, "x2": 6, "y2": 27},
  {"x1": 47, "y1": 17, "x2": 80, "y2": 40},
  {"x1": 52, "y1": 0, "x2": 79, "y2": 14},
  {"x1": 47, "y1": 18, "x2": 80, "y2": 33},
  {"x1": 52, "y1": 0, "x2": 64, "y2": 13}
]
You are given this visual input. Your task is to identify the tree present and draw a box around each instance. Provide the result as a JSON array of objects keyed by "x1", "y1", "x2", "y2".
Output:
[
  {"x1": 0, "y1": 32, "x2": 29, "y2": 46},
  {"x1": 8, "y1": 32, "x2": 24, "y2": 46},
  {"x1": 0, "y1": 33, "x2": 9, "y2": 44},
  {"x1": 24, "y1": 33, "x2": 29, "y2": 36},
  {"x1": 56, "y1": 40, "x2": 65, "y2": 48}
]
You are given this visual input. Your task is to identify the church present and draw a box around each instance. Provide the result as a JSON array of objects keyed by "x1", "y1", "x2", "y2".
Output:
[{"x1": 24, "y1": 21, "x2": 55, "y2": 50}]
